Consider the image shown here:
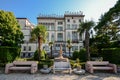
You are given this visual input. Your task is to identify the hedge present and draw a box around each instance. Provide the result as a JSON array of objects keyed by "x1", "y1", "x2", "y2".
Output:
[
  {"x1": 0, "y1": 46, "x2": 21, "y2": 63},
  {"x1": 100, "y1": 48, "x2": 120, "y2": 64},
  {"x1": 72, "y1": 48, "x2": 87, "y2": 62}
]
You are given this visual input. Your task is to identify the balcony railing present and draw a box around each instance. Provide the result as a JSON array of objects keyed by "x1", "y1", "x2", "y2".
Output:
[{"x1": 72, "y1": 39, "x2": 79, "y2": 43}]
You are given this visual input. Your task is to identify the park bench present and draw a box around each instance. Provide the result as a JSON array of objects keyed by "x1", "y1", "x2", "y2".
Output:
[
  {"x1": 53, "y1": 61, "x2": 72, "y2": 74},
  {"x1": 85, "y1": 61, "x2": 117, "y2": 73},
  {"x1": 5, "y1": 61, "x2": 38, "y2": 74}
]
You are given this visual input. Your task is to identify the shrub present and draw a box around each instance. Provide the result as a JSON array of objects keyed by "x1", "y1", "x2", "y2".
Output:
[
  {"x1": 72, "y1": 48, "x2": 87, "y2": 62},
  {"x1": 41, "y1": 50, "x2": 46, "y2": 60},
  {"x1": 38, "y1": 59, "x2": 53, "y2": 69},
  {"x1": 79, "y1": 48, "x2": 87, "y2": 62},
  {"x1": 72, "y1": 50, "x2": 79, "y2": 60},
  {"x1": 33, "y1": 49, "x2": 47, "y2": 61},
  {"x1": 0, "y1": 46, "x2": 20, "y2": 63},
  {"x1": 100, "y1": 48, "x2": 120, "y2": 64},
  {"x1": 33, "y1": 50, "x2": 39, "y2": 61}
]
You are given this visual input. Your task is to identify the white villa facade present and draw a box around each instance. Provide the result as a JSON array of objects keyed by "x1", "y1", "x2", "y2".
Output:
[
  {"x1": 17, "y1": 11, "x2": 85, "y2": 58},
  {"x1": 17, "y1": 18, "x2": 38, "y2": 58},
  {"x1": 37, "y1": 11, "x2": 85, "y2": 56}
]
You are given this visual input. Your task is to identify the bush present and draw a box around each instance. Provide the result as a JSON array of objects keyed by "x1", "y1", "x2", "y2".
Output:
[
  {"x1": 0, "y1": 46, "x2": 20, "y2": 63},
  {"x1": 38, "y1": 59, "x2": 53, "y2": 69},
  {"x1": 33, "y1": 50, "x2": 39, "y2": 60},
  {"x1": 33, "y1": 49, "x2": 47, "y2": 61},
  {"x1": 79, "y1": 48, "x2": 87, "y2": 62},
  {"x1": 72, "y1": 50, "x2": 79, "y2": 60},
  {"x1": 72, "y1": 48, "x2": 87, "y2": 62},
  {"x1": 100, "y1": 48, "x2": 120, "y2": 64}
]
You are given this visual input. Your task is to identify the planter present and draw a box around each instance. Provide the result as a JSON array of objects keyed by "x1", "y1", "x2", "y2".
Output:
[{"x1": 43, "y1": 65, "x2": 48, "y2": 69}]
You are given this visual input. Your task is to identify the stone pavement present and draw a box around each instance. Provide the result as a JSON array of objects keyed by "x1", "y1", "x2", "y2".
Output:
[
  {"x1": 0, "y1": 67, "x2": 120, "y2": 80},
  {"x1": 0, "y1": 72, "x2": 120, "y2": 80}
]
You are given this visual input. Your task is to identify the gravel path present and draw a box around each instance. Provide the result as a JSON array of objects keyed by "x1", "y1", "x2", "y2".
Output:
[
  {"x1": 0, "y1": 72, "x2": 120, "y2": 80},
  {"x1": 0, "y1": 68, "x2": 120, "y2": 80}
]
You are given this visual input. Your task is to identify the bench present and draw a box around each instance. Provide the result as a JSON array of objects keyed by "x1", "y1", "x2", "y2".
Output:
[
  {"x1": 85, "y1": 61, "x2": 117, "y2": 73},
  {"x1": 53, "y1": 61, "x2": 72, "y2": 74},
  {"x1": 5, "y1": 61, "x2": 38, "y2": 74}
]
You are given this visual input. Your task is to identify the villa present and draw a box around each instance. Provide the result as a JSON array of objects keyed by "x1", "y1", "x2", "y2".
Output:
[
  {"x1": 18, "y1": 11, "x2": 85, "y2": 58},
  {"x1": 16, "y1": 18, "x2": 37, "y2": 58}
]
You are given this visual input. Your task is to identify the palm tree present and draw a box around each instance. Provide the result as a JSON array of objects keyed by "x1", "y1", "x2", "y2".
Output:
[
  {"x1": 77, "y1": 20, "x2": 95, "y2": 61},
  {"x1": 49, "y1": 41, "x2": 53, "y2": 58},
  {"x1": 67, "y1": 40, "x2": 72, "y2": 57},
  {"x1": 30, "y1": 25, "x2": 47, "y2": 61}
]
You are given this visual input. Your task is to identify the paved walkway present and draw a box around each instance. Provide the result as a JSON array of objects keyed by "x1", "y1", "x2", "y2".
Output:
[
  {"x1": 0, "y1": 68, "x2": 120, "y2": 80},
  {"x1": 0, "y1": 72, "x2": 120, "y2": 80}
]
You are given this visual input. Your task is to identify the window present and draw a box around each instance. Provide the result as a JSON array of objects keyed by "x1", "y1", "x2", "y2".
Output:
[
  {"x1": 29, "y1": 46, "x2": 31, "y2": 51},
  {"x1": 67, "y1": 32, "x2": 71, "y2": 40},
  {"x1": 79, "y1": 19, "x2": 81, "y2": 22},
  {"x1": 73, "y1": 20, "x2": 76, "y2": 23},
  {"x1": 67, "y1": 19, "x2": 70, "y2": 22},
  {"x1": 72, "y1": 24, "x2": 77, "y2": 29},
  {"x1": 67, "y1": 24, "x2": 70, "y2": 29},
  {"x1": 72, "y1": 46, "x2": 78, "y2": 51},
  {"x1": 51, "y1": 33, "x2": 55, "y2": 41},
  {"x1": 28, "y1": 53, "x2": 31, "y2": 57},
  {"x1": 58, "y1": 22, "x2": 63, "y2": 25},
  {"x1": 57, "y1": 33, "x2": 63, "y2": 41},
  {"x1": 57, "y1": 26, "x2": 63, "y2": 31},
  {"x1": 72, "y1": 31, "x2": 78, "y2": 42},
  {"x1": 51, "y1": 23, "x2": 54, "y2": 25},
  {"x1": 55, "y1": 44, "x2": 60, "y2": 50},
  {"x1": 51, "y1": 26, "x2": 55, "y2": 30},
  {"x1": 22, "y1": 53, "x2": 26, "y2": 57},
  {"x1": 45, "y1": 26, "x2": 50, "y2": 30},
  {"x1": 23, "y1": 46, "x2": 26, "y2": 51}
]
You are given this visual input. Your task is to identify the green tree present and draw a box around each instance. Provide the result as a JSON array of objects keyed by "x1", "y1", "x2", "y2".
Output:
[
  {"x1": 30, "y1": 25, "x2": 47, "y2": 61},
  {"x1": 67, "y1": 40, "x2": 72, "y2": 57},
  {"x1": 77, "y1": 20, "x2": 95, "y2": 61},
  {"x1": 0, "y1": 10, "x2": 24, "y2": 47},
  {"x1": 95, "y1": 0, "x2": 120, "y2": 29},
  {"x1": 49, "y1": 41, "x2": 53, "y2": 58},
  {"x1": 94, "y1": 0, "x2": 120, "y2": 51}
]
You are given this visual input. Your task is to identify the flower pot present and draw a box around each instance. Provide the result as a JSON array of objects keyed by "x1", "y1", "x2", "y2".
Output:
[{"x1": 43, "y1": 65, "x2": 48, "y2": 69}]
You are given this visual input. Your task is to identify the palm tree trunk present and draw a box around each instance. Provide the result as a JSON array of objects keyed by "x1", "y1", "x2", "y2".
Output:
[
  {"x1": 51, "y1": 46, "x2": 52, "y2": 57},
  {"x1": 38, "y1": 37, "x2": 41, "y2": 61},
  {"x1": 85, "y1": 31, "x2": 90, "y2": 61},
  {"x1": 38, "y1": 37, "x2": 42, "y2": 61}
]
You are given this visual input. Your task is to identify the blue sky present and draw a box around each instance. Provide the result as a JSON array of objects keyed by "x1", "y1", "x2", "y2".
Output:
[{"x1": 0, "y1": 0, "x2": 118, "y2": 25}]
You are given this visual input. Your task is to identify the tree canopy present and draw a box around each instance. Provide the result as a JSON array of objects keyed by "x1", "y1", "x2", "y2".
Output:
[
  {"x1": 0, "y1": 10, "x2": 24, "y2": 47},
  {"x1": 95, "y1": 0, "x2": 120, "y2": 29}
]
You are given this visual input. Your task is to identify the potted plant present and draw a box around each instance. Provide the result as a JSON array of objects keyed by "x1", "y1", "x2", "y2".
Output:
[{"x1": 73, "y1": 58, "x2": 81, "y2": 70}]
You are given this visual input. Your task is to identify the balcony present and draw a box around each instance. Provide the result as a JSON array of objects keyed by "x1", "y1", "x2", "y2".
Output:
[{"x1": 72, "y1": 39, "x2": 79, "y2": 43}]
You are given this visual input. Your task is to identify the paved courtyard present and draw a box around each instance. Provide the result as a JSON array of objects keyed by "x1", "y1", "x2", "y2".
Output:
[{"x1": 0, "y1": 70, "x2": 120, "y2": 80}]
